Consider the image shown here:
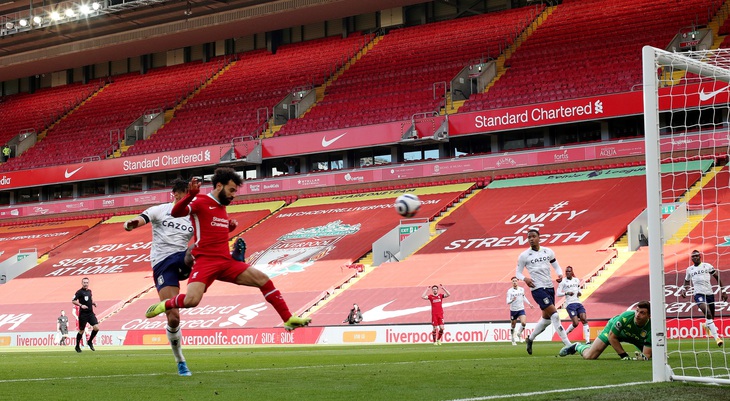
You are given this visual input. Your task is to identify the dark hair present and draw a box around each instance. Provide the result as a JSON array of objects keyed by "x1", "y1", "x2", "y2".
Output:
[
  {"x1": 432, "y1": 285, "x2": 438, "y2": 290},
  {"x1": 212, "y1": 167, "x2": 242, "y2": 188},
  {"x1": 171, "y1": 178, "x2": 188, "y2": 193},
  {"x1": 565, "y1": 265, "x2": 573, "y2": 271},
  {"x1": 691, "y1": 250, "x2": 701, "y2": 256},
  {"x1": 511, "y1": 276, "x2": 518, "y2": 281},
  {"x1": 527, "y1": 229, "x2": 540, "y2": 236},
  {"x1": 637, "y1": 300, "x2": 651, "y2": 314}
]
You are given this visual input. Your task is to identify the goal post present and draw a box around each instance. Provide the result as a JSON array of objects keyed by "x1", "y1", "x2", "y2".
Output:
[{"x1": 643, "y1": 45, "x2": 730, "y2": 384}]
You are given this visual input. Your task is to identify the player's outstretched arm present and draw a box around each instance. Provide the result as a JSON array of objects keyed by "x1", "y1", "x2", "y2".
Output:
[
  {"x1": 680, "y1": 279, "x2": 691, "y2": 298},
  {"x1": 556, "y1": 281, "x2": 566, "y2": 297},
  {"x1": 123, "y1": 216, "x2": 146, "y2": 231},
  {"x1": 551, "y1": 258, "x2": 563, "y2": 281},
  {"x1": 441, "y1": 284, "x2": 451, "y2": 298},
  {"x1": 713, "y1": 271, "x2": 728, "y2": 301},
  {"x1": 171, "y1": 178, "x2": 200, "y2": 217},
  {"x1": 421, "y1": 286, "x2": 430, "y2": 300}
]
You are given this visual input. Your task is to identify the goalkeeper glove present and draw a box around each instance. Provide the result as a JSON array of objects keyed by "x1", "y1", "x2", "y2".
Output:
[
  {"x1": 633, "y1": 351, "x2": 649, "y2": 361},
  {"x1": 618, "y1": 352, "x2": 630, "y2": 360}
]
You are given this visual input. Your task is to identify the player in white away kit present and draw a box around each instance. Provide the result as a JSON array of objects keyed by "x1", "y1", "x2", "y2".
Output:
[
  {"x1": 507, "y1": 277, "x2": 533, "y2": 345},
  {"x1": 124, "y1": 178, "x2": 194, "y2": 376},
  {"x1": 681, "y1": 250, "x2": 727, "y2": 347},
  {"x1": 557, "y1": 266, "x2": 590, "y2": 344},
  {"x1": 516, "y1": 229, "x2": 572, "y2": 355}
]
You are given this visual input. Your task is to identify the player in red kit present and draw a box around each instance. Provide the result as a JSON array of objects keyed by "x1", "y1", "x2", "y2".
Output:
[
  {"x1": 145, "y1": 167, "x2": 311, "y2": 331},
  {"x1": 421, "y1": 284, "x2": 451, "y2": 345}
]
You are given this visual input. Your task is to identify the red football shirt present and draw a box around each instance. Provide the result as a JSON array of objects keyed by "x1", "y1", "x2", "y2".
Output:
[
  {"x1": 187, "y1": 193, "x2": 231, "y2": 258},
  {"x1": 428, "y1": 294, "x2": 445, "y2": 316}
]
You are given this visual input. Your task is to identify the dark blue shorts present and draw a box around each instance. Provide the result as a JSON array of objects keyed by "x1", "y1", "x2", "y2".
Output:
[
  {"x1": 510, "y1": 310, "x2": 526, "y2": 321},
  {"x1": 566, "y1": 302, "x2": 586, "y2": 317},
  {"x1": 153, "y1": 251, "x2": 187, "y2": 291},
  {"x1": 694, "y1": 293, "x2": 716, "y2": 314},
  {"x1": 531, "y1": 287, "x2": 555, "y2": 310}
]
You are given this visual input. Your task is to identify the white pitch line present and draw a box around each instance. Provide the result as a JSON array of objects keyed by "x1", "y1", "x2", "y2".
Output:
[
  {"x1": 445, "y1": 381, "x2": 651, "y2": 401},
  {"x1": 0, "y1": 359, "x2": 442, "y2": 384}
]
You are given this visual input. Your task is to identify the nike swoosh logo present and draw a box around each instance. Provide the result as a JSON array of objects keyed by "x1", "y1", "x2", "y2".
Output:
[
  {"x1": 64, "y1": 166, "x2": 83, "y2": 179},
  {"x1": 362, "y1": 296, "x2": 496, "y2": 322},
  {"x1": 208, "y1": 206, "x2": 216, "y2": 209},
  {"x1": 699, "y1": 86, "x2": 728, "y2": 101},
  {"x1": 321, "y1": 132, "x2": 347, "y2": 147}
]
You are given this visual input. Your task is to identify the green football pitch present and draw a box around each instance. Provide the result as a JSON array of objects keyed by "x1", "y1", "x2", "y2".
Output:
[{"x1": 0, "y1": 342, "x2": 726, "y2": 401}]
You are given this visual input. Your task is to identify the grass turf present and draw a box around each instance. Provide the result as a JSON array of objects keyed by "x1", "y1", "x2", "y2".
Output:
[{"x1": 0, "y1": 342, "x2": 727, "y2": 400}]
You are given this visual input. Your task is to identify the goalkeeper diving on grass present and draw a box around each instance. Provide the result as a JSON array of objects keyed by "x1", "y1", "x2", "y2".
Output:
[{"x1": 559, "y1": 300, "x2": 651, "y2": 360}]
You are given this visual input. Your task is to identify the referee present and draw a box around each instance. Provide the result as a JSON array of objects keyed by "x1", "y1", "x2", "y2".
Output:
[{"x1": 72, "y1": 277, "x2": 100, "y2": 352}]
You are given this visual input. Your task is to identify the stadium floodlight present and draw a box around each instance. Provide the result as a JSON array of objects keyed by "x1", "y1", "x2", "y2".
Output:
[
  {"x1": 1, "y1": 0, "x2": 169, "y2": 38},
  {"x1": 4, "y1": 21, "x2": 13, "y2": 29},
  {"x1": 643, "y1": 45, "x2": 730, "y2": 385}
]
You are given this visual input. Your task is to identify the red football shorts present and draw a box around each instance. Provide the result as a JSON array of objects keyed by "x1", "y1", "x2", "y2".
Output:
[
  {"x1": 188, "y1": 255, "x2": 250, "y2": 289},
  {"x1": 431, "y1": 314, "x2": 444, "y2": 327}
]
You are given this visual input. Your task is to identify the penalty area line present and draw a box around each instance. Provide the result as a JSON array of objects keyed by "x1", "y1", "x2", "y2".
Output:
[{"x1": 446, "y1": 381, "x2": 651, "y2": 401}]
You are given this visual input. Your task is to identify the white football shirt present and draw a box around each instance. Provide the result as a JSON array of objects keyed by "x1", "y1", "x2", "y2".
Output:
[
  {"x1": 141, "y1": 202, "x2": 194, "y2": 267},
  {"x1": 506, "y1": 287, "x2": 531, "y2": 311},
  {"x1": 685, "y1": 262, "x2": 716, "y2": 295},
  {"x1": 557, "y1": 277, "x2": 581, "y2": 305},
  {"x1": 516, "y1": 246, "x2": 562, "y2": 290}
]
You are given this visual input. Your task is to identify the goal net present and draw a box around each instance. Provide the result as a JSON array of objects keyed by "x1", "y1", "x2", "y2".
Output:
[{"x1": 643, "y1": 46, "x2": 730, "y2": 384}]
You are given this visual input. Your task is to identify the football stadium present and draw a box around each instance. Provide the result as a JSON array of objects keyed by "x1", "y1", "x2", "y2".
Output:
[{"x1": 1, "y1": 0, "x2": 730, "y2": 398}]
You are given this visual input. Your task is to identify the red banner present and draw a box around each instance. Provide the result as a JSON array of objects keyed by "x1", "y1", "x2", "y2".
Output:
[
  {"x1": 448, "y1": 92, "x2": 643, "y2": 136},
  {"x1": 0, "y1": 145, "x2": 225, "y2": 191},
  {"x1": 122, "y1": 326, "x2": 323, "y2": 346},
  {"x1": 262, "y1": 121, "x2": 409, "y2": 158}
]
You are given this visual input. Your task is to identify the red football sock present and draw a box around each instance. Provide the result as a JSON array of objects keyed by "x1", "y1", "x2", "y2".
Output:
[
  {"x1": 165, "y1": 294, "x2": 186, "y2": 310},
  {"x1": 437, "y1": 330, "x2": 444, "y2": 340},
  {"x1": 260, "y1": 280, "x2": 292, "y2": 322}
]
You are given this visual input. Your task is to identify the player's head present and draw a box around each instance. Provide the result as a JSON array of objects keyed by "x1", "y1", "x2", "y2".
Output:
[
  {"x1": 171, "y1": 178, "x2": 189, "y2": 202},
  {"x1": 431, "y1": 285, "x2": 439, "y2": 294},
  {"x1": 60, "y1": 310, "x2": 65, "y2": 315},
  {"x1": 527, "y1": 229, "x2": 541, "y2": 249},
  {"x1": 565, "y1": 266, "x2": 574, "y2": 279},
  {"x1": 212, "y1": 167, "x2": 242, "y2": 206},
  {"x1": 511, "y1": 276, "x2": 518, "y2": 288},
  {"x1": 691, "y1": 250, "x2": 702, "y2": 266},
  {"x1": 81, "y1": 277, "x2": 89, "y2": 288},
  {"x1": 635, "y1": 300, "x2": 651, "y2": 326},
  {"x1": 353, "y1": 303, "x2": 359, "y2": 310}
]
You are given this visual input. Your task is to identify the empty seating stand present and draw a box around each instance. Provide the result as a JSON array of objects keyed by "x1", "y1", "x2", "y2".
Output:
[
  {"x1": 274, "y1": 6, "x2": 543, "y2": 137},
  {"x1": 124, "y1": 33, "x2": 372, "y2": 156},
  {"x1": 0, "y1": 82, "x2": 99, "y2": 146},
  {"x1": 460, "y1": 0, "x2": 721, "y2": 113},
  {"x1": 0, "y1": 60, "x2": 227, "y2": 171}
]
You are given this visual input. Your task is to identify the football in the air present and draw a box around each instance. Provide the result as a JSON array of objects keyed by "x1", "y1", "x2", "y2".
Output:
[{"x1": 394, "y1": 194, "x2": 421, "y2": 217}]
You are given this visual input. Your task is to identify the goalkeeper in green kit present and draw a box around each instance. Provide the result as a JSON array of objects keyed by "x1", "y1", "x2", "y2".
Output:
[{"x1": 559, "y1": 300, "x2": 651, "y2": 360}]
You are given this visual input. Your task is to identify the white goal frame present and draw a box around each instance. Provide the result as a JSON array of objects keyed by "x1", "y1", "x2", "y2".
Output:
[{"x1": 643, "y1": 45, "x2": 730, "y2": 384}]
